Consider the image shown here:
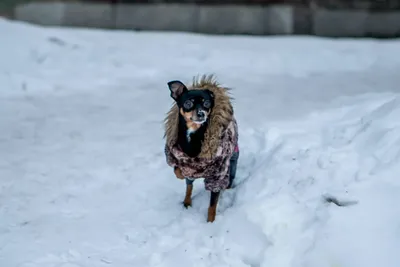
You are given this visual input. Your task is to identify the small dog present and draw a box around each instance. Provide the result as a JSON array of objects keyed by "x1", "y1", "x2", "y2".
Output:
[{"x1": 164, "y1": 75, "x2": 239, "y2": 222}]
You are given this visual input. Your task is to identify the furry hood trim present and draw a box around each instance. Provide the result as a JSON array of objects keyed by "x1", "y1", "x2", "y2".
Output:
[{"x1": 164, "y1": 74, "x2": 234, "y2": 159}]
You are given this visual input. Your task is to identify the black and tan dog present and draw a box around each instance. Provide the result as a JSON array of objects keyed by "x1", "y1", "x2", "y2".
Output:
[{"x1": 164, "y1": 75, "x2": 239, "y2": 222}]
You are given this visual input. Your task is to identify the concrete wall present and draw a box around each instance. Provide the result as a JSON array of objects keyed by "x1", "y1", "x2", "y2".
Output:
[
  {"x1": 11, "y1": 1, "x2": 400, "y2": 37},
  {"x1": 14, "y1": 2, "x2": 66, "y2": 26}
]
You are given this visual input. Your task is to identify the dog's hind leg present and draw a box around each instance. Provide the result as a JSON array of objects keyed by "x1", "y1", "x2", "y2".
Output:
[
  {"x1": 227, "y1": 149, "x2": 239, "y2": 189},
  {"x1": 183, "y1": 178, "x2": 194, "y2": 208},
  {"x1": 207, "y1": 191, "x2": 220, "y2": 222}
]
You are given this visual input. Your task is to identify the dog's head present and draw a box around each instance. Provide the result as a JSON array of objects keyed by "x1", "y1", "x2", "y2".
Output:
[{"x1": 168, "y1": 80, "x2": 214, "y2": 125}]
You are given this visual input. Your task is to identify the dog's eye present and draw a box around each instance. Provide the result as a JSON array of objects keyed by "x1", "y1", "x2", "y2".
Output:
[
  {"x1": 183, "y1": 100, "x2": 194, "y2": 109},
  {"x1": 203, "y1": 100, "x2": 211, "y2": 109}
]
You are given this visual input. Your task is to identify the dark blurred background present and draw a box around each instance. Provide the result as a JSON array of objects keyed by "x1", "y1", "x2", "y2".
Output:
[{"x1": 1, "y1": 0, "x2": 400, "y2": 37}]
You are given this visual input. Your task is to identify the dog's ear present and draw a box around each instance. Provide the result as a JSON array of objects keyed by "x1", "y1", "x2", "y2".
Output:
[{"x1": 167, "y1": 80, "x2": 188, "y2": 101}]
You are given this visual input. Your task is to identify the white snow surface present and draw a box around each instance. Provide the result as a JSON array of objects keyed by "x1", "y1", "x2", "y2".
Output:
[{"x1": 1, "y1": 18, "x2": 400, "y2": 267}]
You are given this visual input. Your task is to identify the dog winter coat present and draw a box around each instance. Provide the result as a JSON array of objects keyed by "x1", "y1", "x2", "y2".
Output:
[{"x1": 164, "y1": 75, "x2": 239, "y2": 192}]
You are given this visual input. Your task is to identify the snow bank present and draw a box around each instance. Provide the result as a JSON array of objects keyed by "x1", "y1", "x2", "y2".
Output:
[
  {"x1": 1, "y1": 18, "x2": 400, "y2": 267},
  {"x1": 237, "y1": 95, "x2": 400, "y2": 267}
]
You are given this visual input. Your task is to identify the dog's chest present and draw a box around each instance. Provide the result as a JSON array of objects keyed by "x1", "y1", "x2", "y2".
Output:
[{"x1": 186, "y1": 128, "x2": 196, "y2": 142}]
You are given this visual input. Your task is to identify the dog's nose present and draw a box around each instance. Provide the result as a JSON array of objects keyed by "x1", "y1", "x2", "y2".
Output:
[{"x1": 197, "y1": 110, "x2": 205, "y2": 118}]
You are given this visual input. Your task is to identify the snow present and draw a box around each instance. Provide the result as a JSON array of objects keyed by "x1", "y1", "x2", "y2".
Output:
[{"x1": 1, "y1": 18, "x2": 400, "y2": 267}]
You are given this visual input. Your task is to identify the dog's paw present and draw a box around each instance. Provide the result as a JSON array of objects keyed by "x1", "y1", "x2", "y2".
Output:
[
  {"x1": 226, "y1": 183, "x2": 235, "y2": 190},
  {"x1": 183, "y1": 198, "x2": 192, "y2": 208},
  {"x1": 174, "y1": 167, "x2": 184, "y2": 179},
  {"x1": 207, "y1": 215, "x2": 215, "y2": 223},
  {"x1": 207, "y1": 207, "x2": 216, "y2": 222}
]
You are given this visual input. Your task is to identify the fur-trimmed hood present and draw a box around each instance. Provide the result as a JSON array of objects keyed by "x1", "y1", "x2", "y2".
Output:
[{"x1": 164, "y1": 74, "x2": 234, "y2": 159}]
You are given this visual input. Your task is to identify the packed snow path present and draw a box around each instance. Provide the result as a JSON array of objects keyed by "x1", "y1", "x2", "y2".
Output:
[{"x1": 1, "y1": 19, "x2": 400, "y2": 267}]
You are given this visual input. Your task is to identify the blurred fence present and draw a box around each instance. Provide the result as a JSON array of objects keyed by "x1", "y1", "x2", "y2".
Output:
[{"x1": 2, "y1": 0, "x2": 400, "y2": 37}]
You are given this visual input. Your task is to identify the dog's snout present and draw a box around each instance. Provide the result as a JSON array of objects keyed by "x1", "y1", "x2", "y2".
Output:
[
  {"x1": 190, "y1": 108, "x2": 207, "y2": 123},
  {"x1": 197, "y1": 110, "x2": 205, "y2": 117}
]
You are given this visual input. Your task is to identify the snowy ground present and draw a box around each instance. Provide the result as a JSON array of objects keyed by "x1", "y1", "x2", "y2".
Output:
[{"x1": 1, "y1": 18, "x2": 400, "y2": 267}]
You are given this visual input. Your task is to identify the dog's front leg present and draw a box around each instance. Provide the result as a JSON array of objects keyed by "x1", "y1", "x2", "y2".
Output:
[
  {"x1": 183, "y1": 178, "x2": 194, "y2": 208},
  {"x1": 207, "y1": 191, "x2": 220, "y2": 222}
]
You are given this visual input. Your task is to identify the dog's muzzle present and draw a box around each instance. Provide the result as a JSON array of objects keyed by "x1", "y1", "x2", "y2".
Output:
[
  {"x1": 191, "y1": 108, "x2": 207, "y2": 124},
  {"x1": 197, "y1": 110, "x2": 206, "y2": 119}
]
